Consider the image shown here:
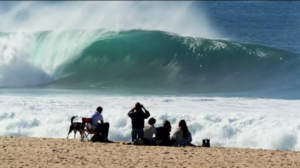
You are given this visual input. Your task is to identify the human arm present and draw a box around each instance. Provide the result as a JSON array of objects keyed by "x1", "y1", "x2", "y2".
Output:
[
  {"x1": 128, "y1": 108, "x2": 135, "y2": 118},
  {"x1": 98, "y1": 114, "x2": 104, "y2": 124},
  {"x1": 141, "y1": 105, "x2": 150, "y2": 118}
]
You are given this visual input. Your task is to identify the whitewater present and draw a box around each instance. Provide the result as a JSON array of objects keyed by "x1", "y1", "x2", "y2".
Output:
[{"x1": 0, "y1": 1, "x2": 300, "y2": 151}]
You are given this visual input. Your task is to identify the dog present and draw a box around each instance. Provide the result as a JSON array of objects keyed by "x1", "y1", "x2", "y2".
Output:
[{"x1": 67, "y1": 116, "x2": 85, "y2": 141}]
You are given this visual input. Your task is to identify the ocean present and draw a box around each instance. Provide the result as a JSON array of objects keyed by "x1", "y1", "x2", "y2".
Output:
[{"x1": 0, "y1": 1, "x2": 300, "y2": 150}]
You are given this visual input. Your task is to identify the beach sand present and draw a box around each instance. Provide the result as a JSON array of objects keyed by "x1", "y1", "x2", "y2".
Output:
[{"x1": 0, "y1": 136, "x2": 299, "y2": 168}]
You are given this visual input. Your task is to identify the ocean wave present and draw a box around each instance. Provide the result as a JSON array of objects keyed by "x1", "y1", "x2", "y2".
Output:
[{"x1": 0, "y1": 29, "x2": 299, "y2": 92}]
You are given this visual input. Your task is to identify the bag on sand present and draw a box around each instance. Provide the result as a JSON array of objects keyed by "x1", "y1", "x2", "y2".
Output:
[
  {"x1": 202, "y1": 139, "x2": 210, "y2": 147},
  {"x1": 133, "y1": 138, "x2": 145, "y2": 145},
  {"x1": 91, "y1": 133, "x2": 105, "y2": 142}
]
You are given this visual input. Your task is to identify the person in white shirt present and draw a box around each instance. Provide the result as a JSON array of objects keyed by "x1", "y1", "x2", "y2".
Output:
[
  {"x1": 91, "y1": 106, "x2": 111, "y2": 142},
  {"x1": 143, "y1": 117, "x2": 156, "y2": 145}
]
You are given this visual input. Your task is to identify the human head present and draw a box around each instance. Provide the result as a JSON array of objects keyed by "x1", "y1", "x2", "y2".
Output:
[
  {"x1": 179, "y1": 120, "x2": 190, "y2": 137},
  {"x1": 148, "y1": 117, "x2": 156, "y2": 125},
  {"x1": 162, "y1": 120, "x2": 171, "y2": 132},
  {"x1": 135, "y1": 102, "x2": 142, "y2": 109},
  {"x1": 179, "y1": 120, "x2": 187, "y2": 127},
  {"x1": 96, "y1": 106, "x2": 103, "y2": 113}
]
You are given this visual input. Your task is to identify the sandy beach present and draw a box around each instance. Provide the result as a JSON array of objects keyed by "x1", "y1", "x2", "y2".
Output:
[{"x1": 0, "y1": 136, "x2": 299, "y2": 168}]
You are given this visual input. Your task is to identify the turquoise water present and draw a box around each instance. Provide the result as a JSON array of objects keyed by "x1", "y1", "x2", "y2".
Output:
[{"x1": 1, "y1": 29, "x2": 299, "y2": 98}]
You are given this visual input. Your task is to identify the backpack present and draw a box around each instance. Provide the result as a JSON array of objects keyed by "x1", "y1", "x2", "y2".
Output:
[
  {"x1": 133, "y1": 138, "x2": 145, "y2": 145},
  {"x1": 91, "y1": 133, "x2": 105, "y2": 142},
  {"x1": 202, "y1": 139, "x2": 210, "y2": 147}
]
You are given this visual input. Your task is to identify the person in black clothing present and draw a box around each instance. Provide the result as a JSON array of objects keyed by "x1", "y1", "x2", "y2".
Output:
[
  {"x1": 155, "y1": 120, "x2": 173, "y2": 146},
  {"x1": 128, "y1": 102, "x2": 150, "y2": 142}
]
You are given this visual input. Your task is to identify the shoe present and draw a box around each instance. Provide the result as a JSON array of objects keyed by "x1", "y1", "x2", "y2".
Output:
[{"x1": 103, "y1": 138, "x2": 113, "y2": 143}]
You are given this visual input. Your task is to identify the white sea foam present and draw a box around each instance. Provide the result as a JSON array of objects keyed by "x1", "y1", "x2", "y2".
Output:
[
  {"x1": 0, "y1": 32, "x2": 53, "y2": 87},
  {"x1": 0, "y1": 90, "x2": 300, "y2": 151},
  {"x1": 0, "y1": 30, "x2": 117, "y2": 87}
]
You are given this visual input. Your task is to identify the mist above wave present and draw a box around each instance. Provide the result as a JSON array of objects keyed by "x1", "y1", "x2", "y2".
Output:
[{"x1": 0, "y1": 1, "x2": 218, "y2": 39}]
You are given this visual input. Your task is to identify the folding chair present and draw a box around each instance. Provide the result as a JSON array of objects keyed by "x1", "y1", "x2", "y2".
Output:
[{"x1": 82, "y1": 118, "x2": 96, "y2": 141}]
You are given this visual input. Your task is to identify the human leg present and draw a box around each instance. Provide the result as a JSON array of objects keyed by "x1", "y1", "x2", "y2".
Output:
[
  {"x1": 94, "y1": 124, "x2": 102, "y2": 135},
  {"x1": 131, "y1": 129, "x2": 138, "y2": 142},
  {"x1": 180, "y1": 135, "x2": 192, "y2": 147},
  {"x1": 101, "y1": 123, "x2": 110, "y2": 139},
  {"x1": 137, "y1": 128, "x2": 144, "y2": 139},
  {"x1": 173, "y1": 142, "x2": 179, "y2": 146}
]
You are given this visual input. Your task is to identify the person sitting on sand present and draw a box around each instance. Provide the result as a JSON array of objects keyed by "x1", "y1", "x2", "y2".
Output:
[
  {"x1": 128, "y1": 102, "x2": 151, "y2": 142},
  {"x1": 90, "y1": 106, "x2": 111, "y2": 142},
  {"x1": 142, "y1": 117, "x2": 156, "y2": 145},
  {"x1": 172, "y1": 120, "x2": 192, "y2": 147},
  {"x1": 155, "y1": 120, "x2": 173, "y2": 146}
]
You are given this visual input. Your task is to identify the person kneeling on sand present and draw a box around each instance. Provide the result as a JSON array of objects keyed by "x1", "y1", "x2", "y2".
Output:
[
  {"x1": 142, "y1": 117, "x2": 156, "y2": 145},
  {"x1": 155, "y1": 120, "x2": 173, "y2": 146},
  {"x1": 128, "y1": 102, "x2": 151, "y2": 142},
  {"x1": 172, "y1": 120, "x2": 192, "y2": 147},
  {"x1": 90, "y1": 106, "x2": 111, "y2": 142}
]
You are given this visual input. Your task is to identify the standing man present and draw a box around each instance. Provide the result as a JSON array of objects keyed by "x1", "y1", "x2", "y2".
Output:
[
  {"x1": 128, "y1": 102, "x2": 150, "y2": 142},
  {"x1": 91, "y1": 106, "x2": 111, "y2": 142}
]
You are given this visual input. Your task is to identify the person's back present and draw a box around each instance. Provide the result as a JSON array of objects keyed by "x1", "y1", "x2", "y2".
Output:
[
  {"x1": 91, "y1": 111, "x2": 103, "y2": 130},
  {"x1": 155, "y1": 120, "x2": 172, "y2": 146},
  {"x1": 172, "y1": 120, "x2": 192, "y2": 147},
  {"x1": 144, "y1": 124, "x2": 156, "y2": 139},
  {"x1": 129, "y1": 109, "x2": 150, "y2": 129},
  {"x1": 172, "y1": 126, "x2": 183, "y2": 144},
  {"x1": 155, "y1": 127, "x2": 168, "y2": 141}
]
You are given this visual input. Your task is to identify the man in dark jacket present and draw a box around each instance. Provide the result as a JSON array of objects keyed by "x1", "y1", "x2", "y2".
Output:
[{"x1": 128, "y1": 102, "x2": 150, "y2": 142}]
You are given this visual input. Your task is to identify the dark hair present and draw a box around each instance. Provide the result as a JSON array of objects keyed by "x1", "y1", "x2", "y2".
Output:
[
  {"x1": 179, "y1": 120, "x2": 190, "y2": 138},
  {"x1": 135, "y1": 102, "x2": 142, "y2": 109},
  {"x1": 134, "y1": 102, "x2": 143, "y2": 113},
  {"x1": 96, "y1": 106, "x2": 103, "y2": 113},
  {"x1": 163, "y1": 120, "x2": 171, "y2": 132},
  {"x1": 148, "y1": 117, "x2": 156, "y2": 125}
]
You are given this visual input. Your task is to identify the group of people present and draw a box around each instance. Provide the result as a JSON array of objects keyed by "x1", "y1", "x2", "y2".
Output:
[{"x1": 90, "y1": 102, "x2": 192, "y2": 147}]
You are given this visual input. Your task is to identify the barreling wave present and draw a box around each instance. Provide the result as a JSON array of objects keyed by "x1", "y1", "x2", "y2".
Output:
[
  {"x1": 52, "y1": 30, "x2": 300, "y2": 92},
  {"x1": 1, "y1": 29, "x2": 300, "y2": 92}
]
